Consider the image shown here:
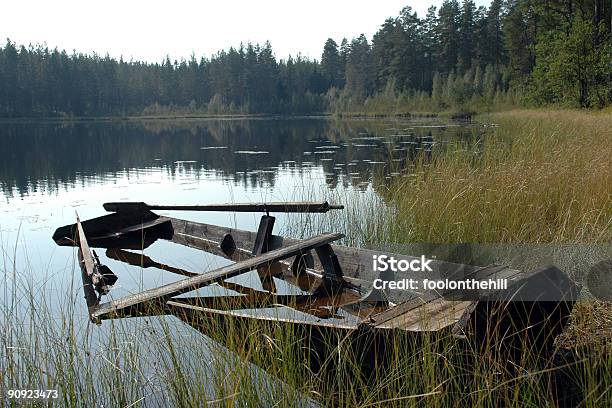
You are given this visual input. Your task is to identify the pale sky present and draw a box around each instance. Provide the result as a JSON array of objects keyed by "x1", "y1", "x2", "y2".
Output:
[{"x1": 1, "y1": 0, "x2": 489, "y2": 63}]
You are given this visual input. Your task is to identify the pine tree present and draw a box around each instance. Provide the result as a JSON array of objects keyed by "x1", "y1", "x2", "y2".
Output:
[
  {"x1": 339, "y1": 38, "x2": 349, "y2": 88},
  {"x1": 504, "y1": 0, "x2": 537, "y2": 84},
  {"x1": 344, "y1": 34, "x2": 374, "y2": 99},
  {"x1": 372, "y1": 18, "x2": 396, "y2": 90},
  {"x1": 437, "y1": 0, "x2": 461, "y2": 73},
  {"x1": 458, "y1": 0, "x2": 477, "y2": 72},
  {"x1": 531, "y1": 14, "x2": 612, "y2": 107},
  {"x1": 485, "y1": 0, "x2": 505, "y2": 67},
  {"x1": 422, "y1": 6, "x2": 440, "y2": 90},
  {"x1": 321, "y1": 38, "x2": 342, "y2": 89}
]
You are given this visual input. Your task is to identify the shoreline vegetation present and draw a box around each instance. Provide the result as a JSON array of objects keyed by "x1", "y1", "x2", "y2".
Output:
[
  {"x1": 387, "y1": 109, "x2": 612, "y2": 244},
  {"x1": 0, "y1": 111, "x2": 463, "y2": 123},
  {"x1": 1, "y1": 104, "x2": 610, "y2": 123},
  {"x1": 0, "y1": 112, "x2": 330, "y2": 124},
  {"x1": 0, "y1": 107, "x2": 480, "y2": 122}
]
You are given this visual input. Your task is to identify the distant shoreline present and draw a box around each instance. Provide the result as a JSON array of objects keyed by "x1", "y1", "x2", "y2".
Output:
[
  {"x1": 0, "y1": 110, "x2": 479, "y2": 124},
  {"x1": 0, "y1": 112, "x2": 335, "y2": 124}
]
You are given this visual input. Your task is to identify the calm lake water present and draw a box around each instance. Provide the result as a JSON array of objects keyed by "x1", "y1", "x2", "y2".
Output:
[
  {"x1": 1, "y1": 116, "x2": 487, "y2": 402},
  {"x1": 0, "y1": 117, "x2": 483, "y2": 297}
]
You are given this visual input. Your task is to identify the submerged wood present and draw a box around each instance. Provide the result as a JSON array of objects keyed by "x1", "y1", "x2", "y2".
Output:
[
  {"x1": 91, "y1": 232, "x2": 344, "y2": 321},
  {"x1": 105, "y1": 248, "x2": 379, "y2": 320}
]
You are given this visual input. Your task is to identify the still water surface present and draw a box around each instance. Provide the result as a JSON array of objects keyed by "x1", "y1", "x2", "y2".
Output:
[
  {"x1": 0, "y1": 117, "x2": 482, "y2": 296},
  {"x1": 0, "y1": 116, "x2": 485, "y2": 401}
]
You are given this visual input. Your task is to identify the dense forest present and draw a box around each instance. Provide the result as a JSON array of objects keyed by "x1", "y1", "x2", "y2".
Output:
[{"x1": 0, "y1": 0, "x2": 610, "y2": 117}]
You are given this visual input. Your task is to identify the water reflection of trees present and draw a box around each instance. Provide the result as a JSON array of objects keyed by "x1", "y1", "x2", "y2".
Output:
[{"x1": 0, "y1": 118, "x2": 482, "y2": 199}]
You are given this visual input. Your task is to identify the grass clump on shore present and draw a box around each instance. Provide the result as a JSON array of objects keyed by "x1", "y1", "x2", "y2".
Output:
[{"x1": 387, "y1": 109, "x2": 611, "y2": 243}]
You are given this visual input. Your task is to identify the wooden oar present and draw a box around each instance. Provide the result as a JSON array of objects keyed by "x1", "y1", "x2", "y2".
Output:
[{"x1": 103, "y1": 201, "x2": 343, "y2": 214}]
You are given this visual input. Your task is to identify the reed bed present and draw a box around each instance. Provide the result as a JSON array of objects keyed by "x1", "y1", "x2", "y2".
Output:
[{"x1": 387, "y1": 109, "x2": 611, "y2": 244}]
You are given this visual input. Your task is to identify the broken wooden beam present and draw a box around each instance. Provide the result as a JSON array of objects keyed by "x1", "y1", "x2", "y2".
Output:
[
  {"x1": 76, "y1": 215, "x2": 100, "y2": 315},
  {"x1": 252, "y1": 215, "x2": 279, "y2": 292},
  {"x1": 91, "y1": 232, "x2": 344, "y2": 322}
]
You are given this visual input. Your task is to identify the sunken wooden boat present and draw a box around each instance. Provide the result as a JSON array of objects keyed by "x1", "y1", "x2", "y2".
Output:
[{"x1": 53, "y1": 201, "x2": 580, "y2": 371}]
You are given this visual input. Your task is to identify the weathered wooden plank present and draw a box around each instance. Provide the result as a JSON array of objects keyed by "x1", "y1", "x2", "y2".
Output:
[
  {"x1": 167, "y1": 301, "x2": 360, "y2": 330},
  {"x1": 251, "y1": 215, "x2": 279, "y2": 292},
  {"x1": 170, "y1": 228, "x2": 254, "y2": 263},
  {"x1": 167, "y1": 217, "x2": 525, "y2": 304},
  {"x1": 369, "y1": 264, "x2": 523, "y2": 328},
  {"x1": 76, "y1": 215, "x2": 99, "y2": 314},
  {"x1": 91, "y1": 232, "x2": 344, "y2": 321},
  {"x1": 374, "y1": 299, "x2": 475, "y2": 331},
  {"x1": 95, "y1": 217, "x2": 171, "y2": 238},
  {"x1": 103, "y1": 201, "x2": 343, "y2": 214},
  {"x1": 252, "y1": 215, "x2": 275, "y2": 255},
  {"x1": 169, "y1": 286, "x2": 362, "y2": 319}
]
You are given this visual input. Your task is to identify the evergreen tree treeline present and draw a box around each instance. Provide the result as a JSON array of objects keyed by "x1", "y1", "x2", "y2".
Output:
[
  {"x1": 0, "y1": 41, "x2": 327, "y2": 117},
  {"x1": 0, "y1": 0, "x2": 610, "y2": 117}
]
